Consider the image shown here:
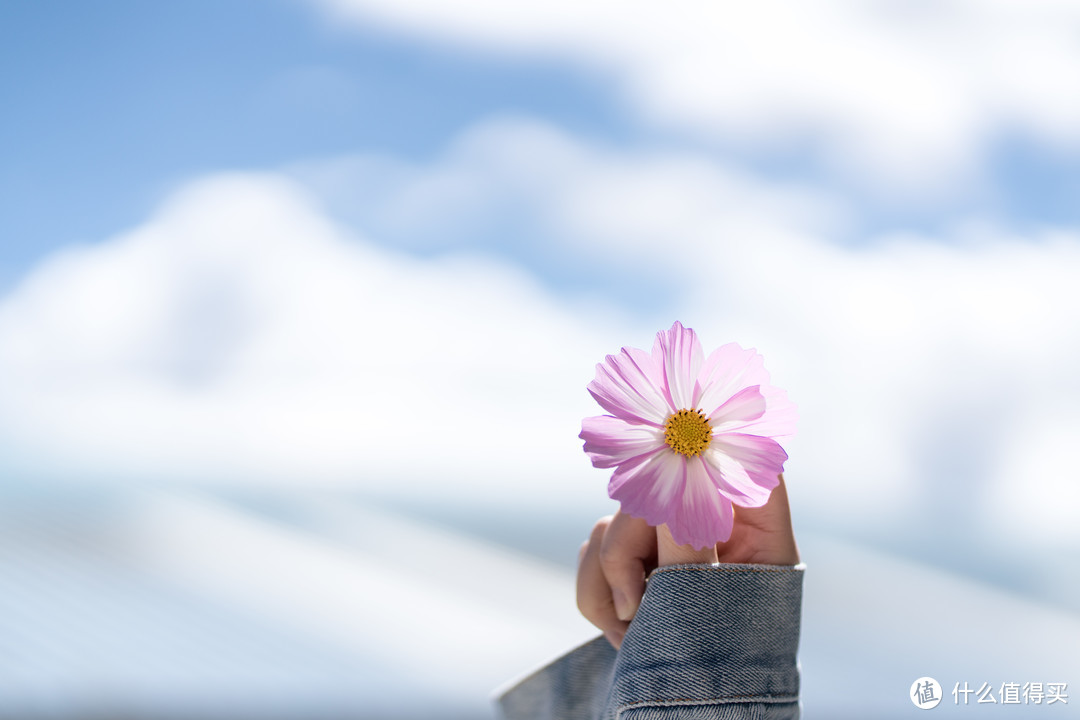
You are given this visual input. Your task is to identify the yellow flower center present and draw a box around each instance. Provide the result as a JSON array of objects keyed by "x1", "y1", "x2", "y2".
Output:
[{"x1": 663, "y1": 408, "x2": 712, "y2": 457}]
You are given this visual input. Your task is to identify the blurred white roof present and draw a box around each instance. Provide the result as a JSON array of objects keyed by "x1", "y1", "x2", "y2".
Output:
[{"x1": 2, "y1": 492, "x2": 1076, "y2": 718}]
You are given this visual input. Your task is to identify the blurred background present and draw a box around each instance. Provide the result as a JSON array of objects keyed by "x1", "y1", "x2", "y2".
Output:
[{"x1": 2, "y1": 1, "x2": 1079, "y2": 717}]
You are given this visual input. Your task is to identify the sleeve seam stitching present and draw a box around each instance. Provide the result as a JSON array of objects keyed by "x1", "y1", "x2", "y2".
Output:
[
  {"x1": 614, "y1": 695, "x2": 800, "y2": 718},
  {"x1": 649, "y1": 564, "x2": 803, "y2": 578}
]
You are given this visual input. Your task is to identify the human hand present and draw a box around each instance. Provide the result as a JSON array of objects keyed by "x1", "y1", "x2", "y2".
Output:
[{"x1": 576, "y1": 474, "x2": 798, "y2": 649}]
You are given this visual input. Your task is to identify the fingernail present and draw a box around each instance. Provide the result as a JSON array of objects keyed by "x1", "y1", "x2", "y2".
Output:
[
  {"x1": 605, "y1": 628, "x2": 625, "y2": 650},
  {"x1": 612, "y1": 588, "x2": 637, "y2": 621}
]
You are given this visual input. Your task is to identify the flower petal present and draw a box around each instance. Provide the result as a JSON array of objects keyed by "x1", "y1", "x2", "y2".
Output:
[
  {"x1": 580, "y1": 415, "x2": 665, "y2": 469},
  {"x1": 587, "y1": 346, "x2": 669, "y2": 426},
  {"x1": 652, "y1": 321, "x2": 703, "y2": 410},
  {"x1": 694, "y1": 343, "x2": 769, "y2": 415},
  {"x1": 708, "y1": 384, "x2": 765, "y2": 428},
  {"x1": 608, "y1": 450, "x2": 686, "y2": 528},
  {"x1": 665, "y1": 455, "x2": 735, "y2": 548},
  {"x1": 729, "y1": 386, "x2": 799, "y2": 438},
  {"x1": 705, "y1": 433, "x2": 787, "y2": 507},
  {"x1": 610, "y1": 453, "x2": 734, "y2": 550}
]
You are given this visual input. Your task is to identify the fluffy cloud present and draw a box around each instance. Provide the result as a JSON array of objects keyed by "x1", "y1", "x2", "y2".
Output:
[
  {"x1": 0, "y1": 172, "x2": 628, "y2": 508},
  {"x1": 295, "y1": 119, "x2": 1080, "y2": 548},
  {"x1": 306, "y1": 0, "x2": 1080, "y2": 196},
  {"x1": 3, "y1": 120, "x2": 1079, "y2": 554}
]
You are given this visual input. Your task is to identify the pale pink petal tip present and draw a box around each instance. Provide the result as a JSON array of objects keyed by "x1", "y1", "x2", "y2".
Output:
[{"x1": 586, "y1": 346, "x2": 668, "y2": 426}]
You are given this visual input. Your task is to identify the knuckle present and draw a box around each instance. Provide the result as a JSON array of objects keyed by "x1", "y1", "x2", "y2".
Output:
[
  {"x1": 576, "y1": 597, "x2": 614, "y2": 630},
  {"x1": 590, "y1": 515, "x2": 613, "y2": 538},
  {"x1": 598, "y1": 538, "x2": 630, "y2": 573},
  {"x1": 597, "y1": 543, "x2": 622, "y2": 568},
  {"x1": 575, "y1": 593, "x2": 602, "y2": 621}
]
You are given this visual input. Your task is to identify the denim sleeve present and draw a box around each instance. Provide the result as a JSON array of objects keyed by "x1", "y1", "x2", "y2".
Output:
[{"x1": 495, "y1": 563, "x2": 804, "y2": 720}]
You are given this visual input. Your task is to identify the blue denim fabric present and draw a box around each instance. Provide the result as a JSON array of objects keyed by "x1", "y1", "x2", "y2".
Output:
[{"x1": 496, "y1": 563, "x2": 804, "y2": 720}]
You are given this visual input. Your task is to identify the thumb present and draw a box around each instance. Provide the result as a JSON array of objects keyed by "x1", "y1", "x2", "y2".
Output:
[{"x1": 657, "y1": 523, "x2": 719, "y2": 566}]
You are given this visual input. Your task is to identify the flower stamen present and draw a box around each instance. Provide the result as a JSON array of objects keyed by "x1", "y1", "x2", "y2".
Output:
[{"x1": 663, "y1": 408, "x2": 712, "y2": 457}]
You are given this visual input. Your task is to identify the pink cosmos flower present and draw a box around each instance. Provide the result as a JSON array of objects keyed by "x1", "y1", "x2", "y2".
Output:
[{"x1": 580, "y1": 322, "x2": 797, "y2": 550}]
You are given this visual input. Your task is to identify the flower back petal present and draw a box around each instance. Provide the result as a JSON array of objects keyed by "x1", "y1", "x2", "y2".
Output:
[
  {"x1": 580, "y1": 415, "x2": 665, "y2": 469},
  {"x1": 707, "y1": 384, "x2": 766, "y2": 427},
  {"x1": 608, "y1": 450, "x2": 686, "y2": 528},
  {"x1": 665, "y1": 456, "x2": 735, "y2": 548},
  {"x1": 705, "y1": 433, "x2": 787, "y2": 507},
  {"x1": 694, "y1": 343, "x2": 769, "y2": 415},
  {"x1": 730, "y1": 386, "x2": 799, "y2": 438},
  {"x1": 587, "y1": 346, "x2": 669, "y2": 426},
  {"x1": 653, "y1": 321, "x2": 704, "y2": 411}
]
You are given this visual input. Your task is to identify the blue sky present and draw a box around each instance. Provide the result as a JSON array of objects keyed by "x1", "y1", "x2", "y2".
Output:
[
  {"x1": 6, "y1": 0, "x2": 1080, "y2": 291},
  {"x1": 1, "y1": 0, "x2": 626, "y2": 283}
]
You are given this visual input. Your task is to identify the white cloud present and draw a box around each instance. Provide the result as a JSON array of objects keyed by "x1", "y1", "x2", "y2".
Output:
[
  {"x1": 0, "y1": 172, "x2": 628, "y2": 509},
  {"x1": 296, "y1": 119, "x2": 1080, "y2": 546},
  {"x1": 305, "y1": 0, "x2": 1080, "y2": 196},
  {"x1": 292, "y1": 118, "x2": 847, "y2": 277},
  {"x1": 3, "y1": 120, "x2": 1079, "y2": 552}
]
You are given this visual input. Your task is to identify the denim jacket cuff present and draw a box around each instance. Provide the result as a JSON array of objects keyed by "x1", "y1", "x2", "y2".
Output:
[
  {"x1": 496, "y1": 562, "x2": 804, "y2": 720},
  {"x1": 606, "y1": 563, "x2": 803, "y2": 717}
]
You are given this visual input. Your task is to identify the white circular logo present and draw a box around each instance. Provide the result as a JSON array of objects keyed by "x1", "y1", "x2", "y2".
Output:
[{"x1": 911, "y1": 677, "x2": 943, "y2": 709}]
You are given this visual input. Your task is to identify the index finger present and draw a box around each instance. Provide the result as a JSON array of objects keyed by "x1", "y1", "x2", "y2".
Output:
[
  {"x1": 598, "y1": 510, "x2": 655, "y2": 621},
  {"x1": 657, "y1": 523, "x2": 719, "y2": 566},
  {"x1": 577, "y1": 516, "x2": 628, "y2": 648}
]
